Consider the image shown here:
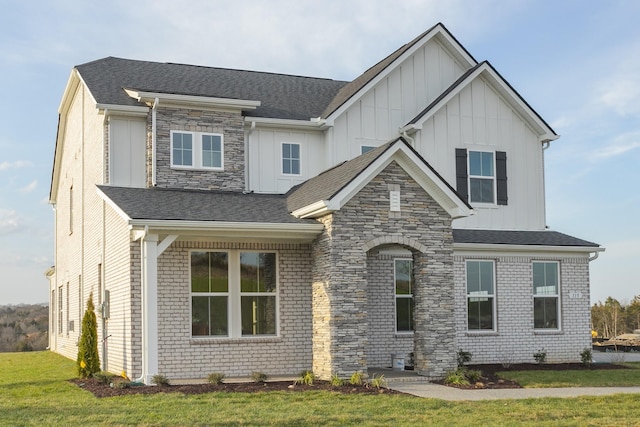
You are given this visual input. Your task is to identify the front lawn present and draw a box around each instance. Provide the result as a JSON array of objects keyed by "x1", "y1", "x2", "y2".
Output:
[
  {"x1": 2, "y1": 352, "x2": 640, "y2": 426},
  {"x1": 498, "y1": 362, "x2": 640, "y2": 388}
]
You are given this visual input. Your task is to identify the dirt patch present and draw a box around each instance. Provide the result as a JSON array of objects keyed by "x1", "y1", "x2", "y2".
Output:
[
  {"x1": 70, "y1": 377, "x2": 403, "y2": 398},
  {"x1": 439, "y1": 362, "x2": 629, "y2": 390}
]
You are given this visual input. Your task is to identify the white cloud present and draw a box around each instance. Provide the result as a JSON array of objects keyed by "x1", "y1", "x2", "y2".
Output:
[
  {"x1": 0, "y1": 209, "x2": 20, "y2": 235},
  {"x1": 19, "y1": 179, "x2": 38, "y2": 193},
  {"x1": 0, "y1": 160, "x2": 33, "y2": 171},
  {"x1": 589, "y1": 132, "x2": 640, "y2": 161}
]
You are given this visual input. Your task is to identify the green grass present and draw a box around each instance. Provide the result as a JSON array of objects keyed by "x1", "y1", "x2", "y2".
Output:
[
  {"x1": 1, "y1": 352, "x2": 640, "y2": 426},
  {"x1": 499, "y1": 362, "x2": 640, "y2": 388}
]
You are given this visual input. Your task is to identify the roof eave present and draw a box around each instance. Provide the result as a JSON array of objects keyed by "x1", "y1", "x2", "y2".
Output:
[
  {"x1": 453, "y1": 242, "x2": 604, "y2": 253},
  {"x1": 124, "y1": 89, "x2": 261, "y2": 111}
]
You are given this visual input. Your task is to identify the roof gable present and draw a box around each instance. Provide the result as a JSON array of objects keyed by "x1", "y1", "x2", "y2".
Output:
[
  {"x1": 321, "y1": 23, "x2": 477, "y2": 122},
  {"x1": 403, "y1": 61, "x2": 558, "y2": 141},
  {"x1": 287, "y1": 138, "x2": 472, "y2": 219}
]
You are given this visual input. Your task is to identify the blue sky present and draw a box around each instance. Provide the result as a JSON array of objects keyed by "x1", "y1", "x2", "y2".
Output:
[{"x1": 0, "y1": 0, "x2": 638, "y2": 305}]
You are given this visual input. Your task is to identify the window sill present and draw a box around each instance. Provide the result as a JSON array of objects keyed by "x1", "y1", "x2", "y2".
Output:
[
  {"x1": 533, "y1": 329, "x2": 562, "y2": 335},
  {"x1": 466, "y1": 331, "x2": 498, "y2": 337},
  {"x1": 171, "y1": 166, "x2": 224, "y2": 172},
  {"x1": 394, "y1": 332, "x2": 414, "y2": 338},
  {"x1": 469, "y1": 203, "x2": 498, "y2": 209},
  {"x1": 190, "y1": 336, "x2": 282, "y2": 345}
]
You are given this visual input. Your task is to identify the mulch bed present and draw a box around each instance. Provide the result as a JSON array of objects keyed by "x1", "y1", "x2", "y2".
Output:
[
  {"x1": 438, "y1": 362, "x2": 629, "y2": 390},
  {"x1": 70, "y1": 377, "x2": 403, "y2": 398},
  {"x1": 71, "y1": 363, "x2": 629, "y2": 397}
]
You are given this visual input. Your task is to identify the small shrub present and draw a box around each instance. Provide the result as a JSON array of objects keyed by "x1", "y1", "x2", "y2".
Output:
[
  {"x1": 296, "y1": 370, "x2": 316, "y2": 386},
  {"x1": 609, "y1": 350, "x2": 626, "y2": 364},
  {"x1": 93, "y1": 371, "x2": 115, "y2": 385},
  {"x1": 368, "y1": 374, "x2": 387, "y2": 389},
  {"x1": 349, "y1": 371, "x2": 364, "y2": 386},
  {"x1": 207, "y1": 372, "x2": 226, "y2": 385},
  {"x1": 330, "y1": 374, "x2": 345, "y2": 387},
  {"x1": 443, "y1": 369, "x2": 469, "y2": 386},
  {"x1": 465, "y1": 369, "x2": 482, "y2": 383},
  {"x1": 77, "y1": 293, "x2": 100, "y2": 379},
  {"x1": 250, "y1": 371, "x2": 268, "y2": 383},
  {"x1": 498, "y1": 353, "x2": 514, "y2": 369},
  {"x1": 151, "y1": 374, "x2": 170, "y2": 386},
  {"x1": 407, "y1": 352, "x2": 415, "y2": 368},
  {"x1": 580, "y1": 348, "x2": 593, "y2": 366},
  {"x1": 112, "y1": 380, "x2": 131, "y2": 389},
  {"x1": 457, "y1": 350, "x2": 472, "y2": 367},
  {"x1": 533, "y1": 349, "x2": 547, "y2": 364}
]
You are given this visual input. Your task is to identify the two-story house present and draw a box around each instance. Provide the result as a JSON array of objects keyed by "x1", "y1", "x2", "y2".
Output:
[{"x1": 47, "y1": 23, "x2": 602, "y2": 384}]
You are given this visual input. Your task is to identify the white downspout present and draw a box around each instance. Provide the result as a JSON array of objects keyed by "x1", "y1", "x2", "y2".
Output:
[
  {"x1": 152, "y1": 98, "x2": 159, "y2": 186},
  {"x1": 589, "y1": 251, "x2": 600, "y2": 262},
  {"x1": 134, "y1": 225, "x2": 148, "y2": 383}
]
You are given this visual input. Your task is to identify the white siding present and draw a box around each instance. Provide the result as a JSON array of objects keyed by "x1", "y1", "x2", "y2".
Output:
[
  {"x1": 415, "y1": 78, "x2": 546, "y2": 230},
  {"x1": 109, "y1": 117, "x2": 146, "y2": 187},
  {"x1": 247, "y1": 126, "x2": 325, "y2": 193}
]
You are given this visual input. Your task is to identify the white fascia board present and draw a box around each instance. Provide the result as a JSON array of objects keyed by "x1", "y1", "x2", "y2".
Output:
[
  {"x1": 454, "y1": 242, "x2": 605, "y2": 256},
  {"x1": 325, "y1": 25, "x2": 476, "y2": 124},
  {"x1": 291, "y1": 200, "x2": 332, "y2": 218},
  {"x1": 97, "y1": 104, "x2": 149, "y2": 117},
  {"x1": 245, "y1": 116, "x2": 324, "y2": 130},
  {"x1": 95, "y1": 187, "x2": 132, "y2": 222},
  {"x1": 124, "y1": 89, "x2": 260, "y2": 111},
  {"x1": 329, "y1": 143, "x2": 471, "y2": 219},
  {"x1": 129, "y1": 220, "x2": 323, "y2": 241}
]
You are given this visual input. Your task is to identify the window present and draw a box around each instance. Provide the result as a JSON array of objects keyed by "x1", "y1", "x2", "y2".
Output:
[
  {"x1": 171, "y1": 131, "x2": 223, "y2": 170},
  {"x1": 455, "y1": 149, "x2": 507, "y2": 205},
  {"x1": 191, "y1": 251, "x2": 277, "y2": 338},
  {"x1": 533, "y1": 262, "x2": 560, "y2": 329},
  {"x1": 282, "y1": 143, "x2": 300, "y2": 175},
  {"x1": 466, "y1": 260, "x2": 495, "y2": 331},
  {"x1": 58, "y1": 286, "x2": 63, "y2": 335},
  {"x1": 395, "y1": 259, "x2": 414, "y2": 332},
  {"x1": 469, "y1": 151, "x2": 495, "y2": 203},
  {"x1": 361, "y1": 145, "x2": 375, "y2": 154}
]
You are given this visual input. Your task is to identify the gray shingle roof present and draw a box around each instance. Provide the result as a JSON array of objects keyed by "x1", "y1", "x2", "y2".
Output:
[
  {"x1": 97, "y1": 185, "x2": 315, "y2": 225},
  {"x1": 453, "y1": 229, "x2": 599, "y2": 247},
  {"x1": 77, "y1": 57, "x2": 348, "y2": 120}
]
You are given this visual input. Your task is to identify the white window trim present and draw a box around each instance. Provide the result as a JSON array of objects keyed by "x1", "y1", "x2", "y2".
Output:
[
  {"x1": 465, "y1": 259, "x2": 497, "y2": 333},
  {"x1": 189, "y1": 250, "x2": 280, "y2": 339},
  {"x1": 532, "y1": 261, "x2": 561, "y2": 331},
  {"x1": 281, "y1": 142, "x2": 301, "y2": 176},
  {"x1": 394, "y1": 258, "x2": 414, "y2": 334},
  {"x1": 468, "y1": 150, "x2": 497, "y2": 206},
  {"x1": 170, "y1": 130, "x2": 224, "y2": 171}
]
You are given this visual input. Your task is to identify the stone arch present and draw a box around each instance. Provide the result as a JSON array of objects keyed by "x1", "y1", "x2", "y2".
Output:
[{"x1": 362, "y1": 235, "x2": 428, "y2": 254}]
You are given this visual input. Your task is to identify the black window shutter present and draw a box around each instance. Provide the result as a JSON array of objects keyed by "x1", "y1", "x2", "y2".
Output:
[
  {"x1": 455, "y1": 148, "x2": 468, "y2": 201},
  {"x1": 496, "y1": 151, "x2": 508, "y2": 205}
]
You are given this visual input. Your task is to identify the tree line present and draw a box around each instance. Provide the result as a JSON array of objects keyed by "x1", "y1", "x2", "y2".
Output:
[
  {"x1": 591, "y1": 296, "x2": 640, "y2": 338},
  {"x1": 0, "y1": 304, "x2": 49, "y2": 352}
]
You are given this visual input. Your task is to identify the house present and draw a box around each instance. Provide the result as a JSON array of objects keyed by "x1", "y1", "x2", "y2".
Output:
[{"x1": 47, "y1": 23, "x2": 603, "y2": 383}]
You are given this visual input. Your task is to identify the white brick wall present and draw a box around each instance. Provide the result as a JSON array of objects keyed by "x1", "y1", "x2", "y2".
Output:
[
  {"x1": 155, "y1": 241, "x2": 313, "y2": 380},
  {"x1": 454, "y1": 253, "x2": 592, "y2": 364}
]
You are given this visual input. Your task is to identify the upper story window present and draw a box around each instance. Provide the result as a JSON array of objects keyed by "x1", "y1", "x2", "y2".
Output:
[
  {"x1": 469, "y1": 151, "x2": 495, "y2": 203},
  {"x1": 282, "y1": 143, "x2": 300, "y2": 175},
  {"x1": 466, "y1": 260, "x2": 495, "y2": 331},
  {"x1": 171, "y1": 131, "x2": 223, "y2": 170},
  {"x1": 533, "y1": 261, "x2": 560, "y2": 330},
  {"x1": 395, "y1": 259, "x2": 414, "y2": 333},
  {"x1": 455, "y1": 149, "x2": 507, "y2": 205},
  {"x1": 361, "y1": 145, "x2": 375, "y2": 154}
]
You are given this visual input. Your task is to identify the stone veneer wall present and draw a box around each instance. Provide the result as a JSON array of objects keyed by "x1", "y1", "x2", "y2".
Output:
[
  {"x1": 366, "y1": 251, "x2": 414, "y2": 368},
  {"x1": 151, "y1": 107, "x2": 245, "y2": 191},
  {"x1": 311, "y1": 161, "x2": 457, "y2": 380},
  {"x1": 155, "y1": 241, "x2": 313, "y2": 380},
  {"x1": 454, "y1": 254, "x2": 592, "y2": 364}
]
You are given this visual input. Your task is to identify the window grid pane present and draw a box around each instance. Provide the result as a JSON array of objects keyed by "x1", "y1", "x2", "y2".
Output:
[
  {"x1": 172, "y1": 133, "x2": 193, "y2": 166},
  {"x1": 466, "y1": 261, "x2": 495, "y2": 330},
  {"x1": 202, "y1": 134, "x2": 222, "y2": 168},
  {"x1": 282, "y1": 143, "x2": 300, "y2": 175},
  {"x1": 395, "y1": 259, "x2": 414, "y2": 332},
  {"x1": 469, "y1": 151, "x2": 495, "y2": 203},
  {"x1": 533, "y1": 262, "x2": 559, "y2": 329}
]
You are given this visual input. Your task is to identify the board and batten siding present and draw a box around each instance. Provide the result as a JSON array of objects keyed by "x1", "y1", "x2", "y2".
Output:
[
  {"x1": 108, "y1": 117, "x2": 146, "y2": 188},
  {"x1": 328, "y1": 38, "x2": 466, "y2": 165},
  {"x1": 247, "y1": 126, "x2": 325, "y2": 193},
  {"x1": 415, "y1": 77, "x2": 546, "y2": 231}
]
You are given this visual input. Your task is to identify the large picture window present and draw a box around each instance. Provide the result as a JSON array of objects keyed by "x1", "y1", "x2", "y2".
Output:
[
  {"x1": 171, "y1": 131, "x2": 223, "y2": 170},
  {"x1": 395, "y1": 259, "x2": 414, "y2": 332},
  {"x1": 466, "y1": 260, "x2": 495, "y2": 331},
  {"x1": 533, "y1": 262, "x2": 560, "y2": 329},
  {"x1": 191, "y1": 251, "x2": 277, "y2": 338}
]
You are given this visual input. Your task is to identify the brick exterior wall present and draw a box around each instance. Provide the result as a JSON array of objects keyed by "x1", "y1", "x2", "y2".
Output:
[
  {"x1": 154, "y1": 241, "x2": 313, "y2": 380},
  {"x1": 152, "y1": 107, "x2": 245, "y2": 191},
  {"x1": 311, "y1": 161, "x2": 457, "y2": 380},
  {"x1": 454, "y1": 254, "x2": 592, "y2": 364}
]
